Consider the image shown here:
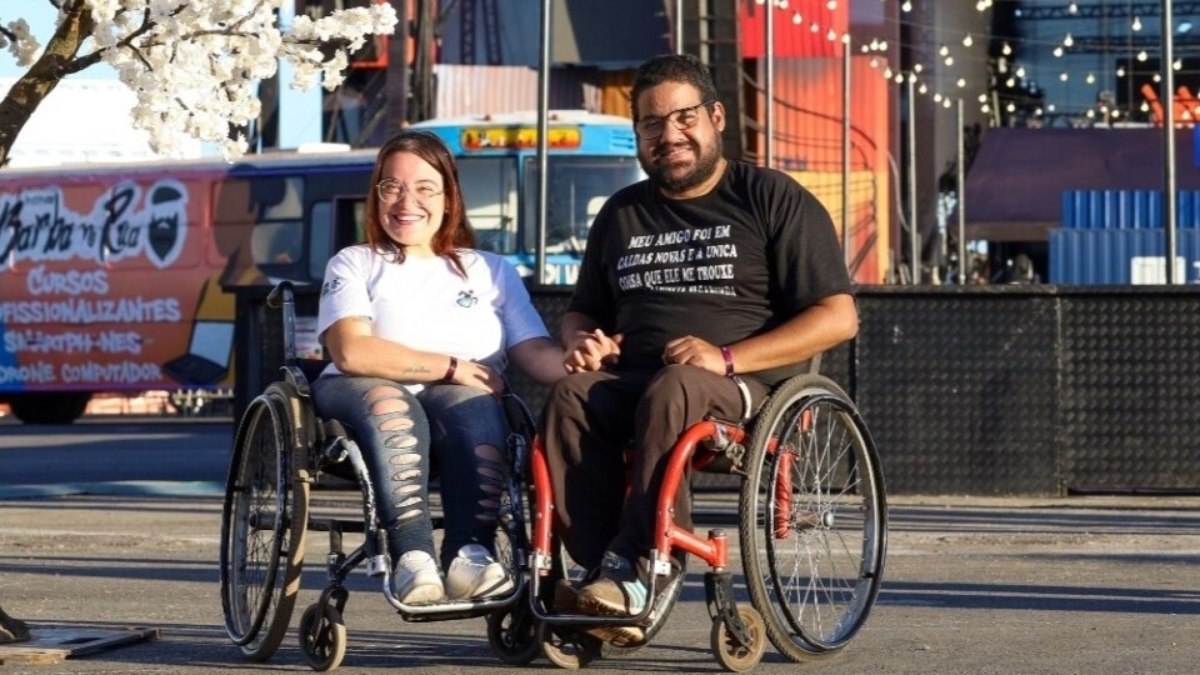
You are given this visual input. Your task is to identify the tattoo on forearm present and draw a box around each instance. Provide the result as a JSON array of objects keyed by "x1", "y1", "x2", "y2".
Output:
[{"x1": 400, "y1": 365, "x2": 433, "y2": 375}]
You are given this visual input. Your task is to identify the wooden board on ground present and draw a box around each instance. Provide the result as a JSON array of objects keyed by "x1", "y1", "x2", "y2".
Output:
[{"x1": 0, "y1": 626, "x2": 159, "y2": 665}]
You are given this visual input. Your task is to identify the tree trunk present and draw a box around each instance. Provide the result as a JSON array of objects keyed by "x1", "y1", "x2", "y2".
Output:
[
  {"x1": 0, "y1": 605, "x2": 29, "y2": 644},
  {"x1": 0, "y1": 3, "x2": 94, "y2": 167}
]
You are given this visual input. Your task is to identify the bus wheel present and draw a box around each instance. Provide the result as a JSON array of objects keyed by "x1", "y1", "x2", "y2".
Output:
[{"x1": 8, "y1": 393, "x2": 92, "y2": 425}]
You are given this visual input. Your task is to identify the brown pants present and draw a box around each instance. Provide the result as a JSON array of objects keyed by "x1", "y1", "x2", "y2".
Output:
[{"x1": 541, "y1": 365, "x2": 767, "y2": 569}]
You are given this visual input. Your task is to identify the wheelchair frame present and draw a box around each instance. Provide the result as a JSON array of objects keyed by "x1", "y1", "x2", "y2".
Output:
[
  {"x1": 219, "y1": 281, "x2": 889, "y2": 672},
  {"x1": 219, "y1": 282, "x2": 535, "y2": 671},
  {"x1": 518, "y1": 369, "x2": 889, "y2": 671}
]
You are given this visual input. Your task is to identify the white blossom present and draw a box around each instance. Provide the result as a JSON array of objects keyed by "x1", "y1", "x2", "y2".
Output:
[
  {"x1": 1, "y1": 19, "x2": 40, "y2": 66},
  {"x1": 2, "y1": 0, "x2": 397, "y2": 160}
]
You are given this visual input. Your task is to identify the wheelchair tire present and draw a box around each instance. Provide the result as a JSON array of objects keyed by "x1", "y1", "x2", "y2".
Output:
[
  {"x1": 710, "y1": 605, "x2": 767, "y2": 672},
  {"x1": 486, "y1": 589, "x2": 541, "y2": 665},
  {"x1": 538, "y1": 622, "x2": 602, "y2": 669},
  {"x1": 299, "y1": 603, "x2": 347, "y2": 672},
  {"x1": 219, "y1": 383, "x2": 311, "y2": 662},
  {"x1": 737, "y1": 374, "x2": 887, "y2": 661}
]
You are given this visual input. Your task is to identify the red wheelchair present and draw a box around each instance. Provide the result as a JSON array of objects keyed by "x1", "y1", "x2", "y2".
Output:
[{"x1": 487, "y1": 363, "x2": 888, "y2": 672}]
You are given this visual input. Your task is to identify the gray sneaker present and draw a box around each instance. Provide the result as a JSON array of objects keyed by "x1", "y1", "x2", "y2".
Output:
[
  {"x1": 393, "y1": 550, "x2": 444, "y2": 604},
  {"x1": 445, "y1": 544, "x2": 513, "y2": 600}
]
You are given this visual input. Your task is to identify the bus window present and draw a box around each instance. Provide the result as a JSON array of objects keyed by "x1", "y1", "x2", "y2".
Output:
[
  {"x1": 457, "y1": 156, "x2": 519, "y2": 254},
  {"x1": 332, "y1": 196, "x2": 368, "y2": 252},
  {"x1": 214, "y1": 176, "x2": 306, "y2": 284},
  {"x1": 523, "y1": 156, "x2": 642, "y2": 254}
]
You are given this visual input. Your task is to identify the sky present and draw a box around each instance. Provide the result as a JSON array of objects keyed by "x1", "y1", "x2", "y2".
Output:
[{"x1": 1, "y1": 1, "x2": 117, "y2": 80}]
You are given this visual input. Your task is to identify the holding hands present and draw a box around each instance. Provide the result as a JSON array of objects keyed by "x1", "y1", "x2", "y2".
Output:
[{"x1": 564, "y1": 329, "x2": 623, "y2": 373}]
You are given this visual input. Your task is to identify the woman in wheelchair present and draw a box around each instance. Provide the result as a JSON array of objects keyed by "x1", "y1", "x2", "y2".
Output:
[{"x1": 313, "y1": 130, "x2": 565, "y2": 605}]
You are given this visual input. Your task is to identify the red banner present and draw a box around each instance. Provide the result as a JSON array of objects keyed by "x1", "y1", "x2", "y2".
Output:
[{"x1": 740, "y1": 0, "x2": 849, "y2": 59}]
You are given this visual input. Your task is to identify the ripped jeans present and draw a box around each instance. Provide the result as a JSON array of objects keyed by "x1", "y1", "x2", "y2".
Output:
[{"x1": 312, "y1": 376, "x2": 510, "y2": 570}]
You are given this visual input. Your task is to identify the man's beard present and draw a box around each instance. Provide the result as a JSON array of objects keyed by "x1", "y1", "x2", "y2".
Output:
[{"x1": 640, "y1": 134, "x2": 723, "y2": 194}]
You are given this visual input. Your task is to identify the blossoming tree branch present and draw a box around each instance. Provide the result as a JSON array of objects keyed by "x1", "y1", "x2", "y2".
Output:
[{"x1": 0, "y1": 0, "x2": 399, "y2": 166}]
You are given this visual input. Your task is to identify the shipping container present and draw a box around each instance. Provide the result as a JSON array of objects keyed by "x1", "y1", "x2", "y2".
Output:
[{"x1": 1049, "y1": 228, "x2": 1200, "y2": 284}]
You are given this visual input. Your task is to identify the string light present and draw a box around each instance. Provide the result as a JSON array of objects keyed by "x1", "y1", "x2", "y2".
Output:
[{"x1": 762, "y1": 0, "x2": 1195, "y2": 126}]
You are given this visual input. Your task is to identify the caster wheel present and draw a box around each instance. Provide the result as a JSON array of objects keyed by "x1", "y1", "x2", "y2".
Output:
[
  {"x1": 538, "y1": 621, "x2": 602, "y2": 669},
  {"x1": 487, "y1": 599, "x2": 540, "y2": 665},
  {"x1": 299, "y1": 603, "x2": 347, "y2": 672},
  {"x1": 711, "y1": 606, "x2": 767, "y2": 673}
]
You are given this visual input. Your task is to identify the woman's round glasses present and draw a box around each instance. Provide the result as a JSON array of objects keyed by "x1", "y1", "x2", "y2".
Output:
[{"x1": 376, "y1": 180, "x2": 444, "y2": 204}]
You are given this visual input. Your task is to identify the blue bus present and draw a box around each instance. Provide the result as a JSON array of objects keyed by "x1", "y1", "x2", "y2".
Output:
[{"x1": 411, "y1": 110, "x2": 643, "y2": 284}]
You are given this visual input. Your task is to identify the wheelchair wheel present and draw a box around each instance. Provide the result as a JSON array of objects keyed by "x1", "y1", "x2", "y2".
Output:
[
  {"x1": 219, "y1": 383, "x2": 311, "y2": 661},
  {"x1": 738, "y1": 374, "x2": 887, "y2": 661},
  {"x1": 487, "y1": 520, "x2": 539, "y2": 665},
  {"x1": 710, "y1": 605, "x2": 767, "y2": 672},
  {"x1": 299, "y1": 603, "x2": 347, "y2": 672},
  {"x1": 487, "y1": 589, "x2": 540, "y2": 665},
  {"x1": 538, "y1": 622, "x2": 602, "y2": 669}
]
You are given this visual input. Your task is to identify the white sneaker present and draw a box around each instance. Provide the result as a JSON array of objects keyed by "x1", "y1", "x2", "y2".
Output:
[
  {"x1": 393, "y1": 551, "x2": 444, "y2": 604},
  {"x1": 445, "y1": 544, "x2": 513, "y2": 600}
]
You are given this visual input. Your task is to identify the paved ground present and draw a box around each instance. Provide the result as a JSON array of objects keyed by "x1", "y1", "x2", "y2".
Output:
[{"x1": 0, "y1": 491, "x2": 1198, "y2": 674}]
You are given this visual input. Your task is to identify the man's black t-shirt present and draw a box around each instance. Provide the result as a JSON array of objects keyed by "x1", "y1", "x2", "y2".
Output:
[{"x1": 568, "y1": 160, "x2": 853, "y2": 386}]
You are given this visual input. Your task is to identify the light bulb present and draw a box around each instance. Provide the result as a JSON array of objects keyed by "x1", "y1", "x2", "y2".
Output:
[
  {"x1": 1053, "y1": 46, "x2": 1064, "y2": 58},
  {"x1": 944, "y1": 56, "x2": 954, "y2": 66},
  {"x1": 934, "y1": 93, "x2": 943, "y2": 102},
  {"x1": 1063, "y1": 33, "x2": 1073, "y2": 48},
  {"x1": 963, "y1": 35, "x2": 974, "y2": 47},
  {"x1": 1002, "y1": 42, "x2": 1012, "y2": 56},
  {"x1": 1006, "y1": 102, "x2": 1016, "y2": 112},
  {"x1": 1006, "y1": 78, "x2": 1016, "y2": 88},
  {"x1": 901, "y1": 0, "x2": 912, "y2": 12},
  {"x1": 920, "y1": 84, "x2": 929, "y2": 94},
  {"x1": 1068, "y1": 2, "x2": 1077, "y2": 13},
  {"x1": 1017, "y1": 66, "x2": 1026, "y2": 78},
  {"x1": 1116, "y1": 66, "x2": 1126, "y2": 77},
  {"x1": 1060, "y1": 72, "x2": 1069, "y2": 81},
  {"x1": 793, "y1": 12, "x2": 802, "y2": 24},
  {"x1": 1086, "y1": 73, "x2": 1095, "y2": 84},
  {"x1": 914, "y1": 63, "x2": 924, "y2": 73},
  {"x1": 957, "y1": 78, "x2": 966, "y2": 87},
  {"x1": 1132, "y1": 16, "x2": 1143, "y2": 31},
  {"x1": 939, "y1": 44, "x2": 950, "y2": 57},
  {"x1": 1137, "y1": 50, "x2": 1148, "y2": 62},
  {"x1": 981, "y1": 103, "x2": 991, "y2": 113}
]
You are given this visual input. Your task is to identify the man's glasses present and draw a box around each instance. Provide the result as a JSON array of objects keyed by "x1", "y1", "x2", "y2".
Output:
[
  {"x1": 634, "y1": 99, "x2": 715, "y2": 140},
  {"x1": 376, "y1": 179, "x2": 445, "y2": 204}
]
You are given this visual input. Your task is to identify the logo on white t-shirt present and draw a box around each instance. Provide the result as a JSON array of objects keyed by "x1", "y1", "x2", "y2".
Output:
[
  {"x1": 456, "y1": 289, "x2": 478, "y2": 307},
  {"x1": 322, "y1": 278, "x2": 345, "y2": 296}
]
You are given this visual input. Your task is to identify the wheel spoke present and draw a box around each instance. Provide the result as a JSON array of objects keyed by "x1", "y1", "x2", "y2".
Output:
[{"x1": 739, "y1": 377, "x2": 887, "y2": 661}]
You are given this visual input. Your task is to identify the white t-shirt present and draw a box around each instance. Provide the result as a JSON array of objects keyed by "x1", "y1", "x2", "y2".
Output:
[{"x1": 317, "y1": 245, "x2": 549, "y2": 390}]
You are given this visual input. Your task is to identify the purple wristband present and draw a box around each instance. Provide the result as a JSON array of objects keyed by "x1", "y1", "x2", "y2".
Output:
[{"x1": 719, "y1": 346, "x2": 735, "y2": 377}]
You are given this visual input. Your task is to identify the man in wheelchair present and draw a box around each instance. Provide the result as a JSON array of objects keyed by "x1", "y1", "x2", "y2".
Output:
[{"x1": 541, "y1": 54, "x2": 858, "y2": 646}]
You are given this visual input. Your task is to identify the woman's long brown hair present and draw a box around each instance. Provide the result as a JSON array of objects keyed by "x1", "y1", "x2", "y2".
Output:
[{"x1": 363, "y1": 130, "x2": 476, "y2": 275}]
